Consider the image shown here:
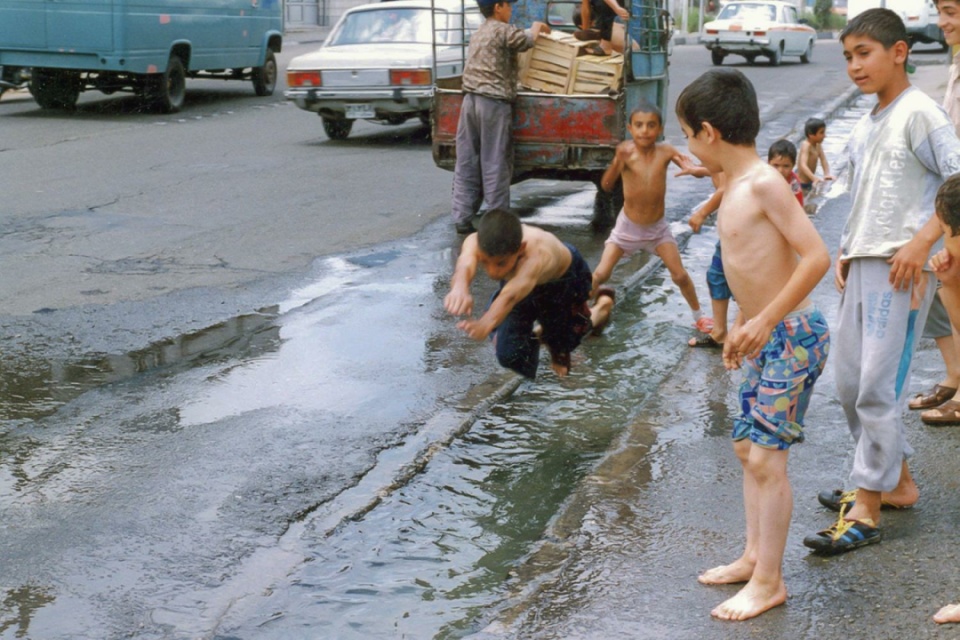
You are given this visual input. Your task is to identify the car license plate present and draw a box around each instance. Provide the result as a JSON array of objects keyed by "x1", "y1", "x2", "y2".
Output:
[{"x1": 345, "y1": 104, "x2": 375, "y2": 119}]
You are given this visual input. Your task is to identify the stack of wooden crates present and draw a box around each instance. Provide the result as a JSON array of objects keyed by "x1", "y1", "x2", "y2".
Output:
[{"x1": 519, "y1": 32, "x2": 623, "y2": 95}]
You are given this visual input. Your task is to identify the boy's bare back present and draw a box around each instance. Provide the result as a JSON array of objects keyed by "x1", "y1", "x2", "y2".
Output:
[
  {"x1": 509, "y1": 224, "x2": 574, "y2": 285},
  {"x1": 720, "y1": 161, "x2": 820, "y2": 319},
  {"x1": 619, "y1": 142, "x2": 682, "y2": 225}
]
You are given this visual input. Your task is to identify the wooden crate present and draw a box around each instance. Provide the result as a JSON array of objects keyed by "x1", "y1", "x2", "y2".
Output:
[
  {"x1": 520, "y1": 32, "x2": 590, "y2": 95},
  {"x1": 570, "y1": 53, "x2": 623, "y2": 94}
]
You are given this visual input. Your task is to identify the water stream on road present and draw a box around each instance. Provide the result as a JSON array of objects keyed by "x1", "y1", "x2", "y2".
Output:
[{"x1": 0, "y1": 96, "x2": 873, "y2": 639}]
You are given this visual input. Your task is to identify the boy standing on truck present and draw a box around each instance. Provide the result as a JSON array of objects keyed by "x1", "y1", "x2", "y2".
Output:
[
  {"x1": 450, "y1": 0, "x2": 550, "y2": 235},
  {"x1": 592, "y1": 103, "x2": 713, "y2": 335},
  {"x1": 676, "y1": 68, "x2": 831, "y2": 621},
  {"x1": 445, "y1": 209, "x2": 615, "y2": 378}
]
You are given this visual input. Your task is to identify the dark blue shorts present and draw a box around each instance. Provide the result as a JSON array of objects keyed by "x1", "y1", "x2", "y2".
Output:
[
  {"x1": 491, "y1": 243, "x2": 593, "y2": 378},
  {"x1": 707, "y1": 241, "x2": 732, "y2": 301}
]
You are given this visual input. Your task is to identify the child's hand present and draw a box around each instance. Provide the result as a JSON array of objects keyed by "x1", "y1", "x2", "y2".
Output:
[
  {"x1": 688, "y1": 209, "x2": 707, "y2": 233},
  {"x1": 888, "y1": 240, "x2": 929, "y2": 291},
  {"x1": 930, "y1": 248, "x2": 952, "y2": 273},
  {"x1": 614, "y1": 5, "x2": 629, "y2": 18},
  {"x1": 444, "y1": 289, "x2": 474, "y2": 317},
  {"x1": 457, "y1": 318, "x2": 491, "y2": 341},
  {"x1": 615, "y1": 140, "x2": 635, "y2": 162},
  {"x1": 674, "y1": 154, "x2": 709, "y2": 178},
  {"x1": 722, "y1": 340, "x2": 742, "y2": 370},
  {"x1": 726, "y1": 316, "x2": 772, "y2": 366},
  {"x1": 834, "y1": 257, "x2": 849, "y2": 293}
]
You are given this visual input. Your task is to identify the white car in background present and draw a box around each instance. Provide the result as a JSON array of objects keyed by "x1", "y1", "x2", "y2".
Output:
[
  {"x1": 701, "y1": 1, "x2": 817, "y2": 66},
  {"x1": 285, "y1": 0, "x2": 481, "y2": 140}
]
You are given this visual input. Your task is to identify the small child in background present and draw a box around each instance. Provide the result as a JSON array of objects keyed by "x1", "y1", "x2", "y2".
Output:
[
  {"x1": 798, "y1": 117, "x2": 835, "y2": 196},
  {"x1": 688, "y1": 171, "x2": 730, "y2": 348},
  {"x1": 767, "y1": 139, "x2": 805, "y2": 206}
]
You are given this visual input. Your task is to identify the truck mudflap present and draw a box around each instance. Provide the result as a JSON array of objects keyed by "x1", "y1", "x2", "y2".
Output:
[{"x1": 433, "y1": 89, "x2": 623, "y2": 175}]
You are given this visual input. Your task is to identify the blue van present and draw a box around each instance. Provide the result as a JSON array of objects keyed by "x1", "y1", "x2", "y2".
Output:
[{"x1": 0, "y1": 0, "x2": 283, "y2": 112}]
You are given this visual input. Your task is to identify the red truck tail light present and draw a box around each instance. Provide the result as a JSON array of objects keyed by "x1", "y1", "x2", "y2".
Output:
[
  {"x1": 390, "y1": 69, "x2": 431, "y2": 86},
  {"x1": 706, "y1": 28, "x2": 718, "y2": 34},
  {"x1": 752, "y1": 30, "x2": 766, "y2": 35},
  {"x1": 288, "y1": 71, "x2": 322, "y2": 87}
]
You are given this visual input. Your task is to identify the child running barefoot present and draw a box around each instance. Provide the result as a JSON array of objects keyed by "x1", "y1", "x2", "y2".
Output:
[
  {"x1": 593, "y1": 102, "x2": 712, "y2": 337},
  {"x1": 676, "y1": 68, "x2": 831, "y2": 621},
  {"x1": 445, "y1": 209, "x2": 614, "y2": 378},
  {"x1": 688, "y1": 171, "x2": 729, "y2": 349}
]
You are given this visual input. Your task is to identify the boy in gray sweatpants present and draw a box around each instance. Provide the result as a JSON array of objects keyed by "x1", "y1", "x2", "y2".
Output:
[
  {"x1": 450, "y1": 0, "x2": 549, "y2": 234},
  {"x1": 803, "y1": 9, "x2": 960, "y2": 555}
]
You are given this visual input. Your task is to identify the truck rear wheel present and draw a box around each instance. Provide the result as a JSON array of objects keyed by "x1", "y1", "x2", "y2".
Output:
[
  {"x1": 149, "y1": 56, "x2": 186, "y2": 113},
  {"x1": 591, "y1": 180, "x2": 624, "y2": 231},
  {"x1": 252, "y1": 50, "x2": 277, "y2": 96},
  {"x1": 30, "y1": 69, "x2": 80, "y2": 110}
]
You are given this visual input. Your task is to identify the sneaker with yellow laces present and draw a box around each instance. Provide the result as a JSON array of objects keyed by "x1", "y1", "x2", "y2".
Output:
[{"x1": 803, "y1": 508, "x2": 882, "y2": 555}]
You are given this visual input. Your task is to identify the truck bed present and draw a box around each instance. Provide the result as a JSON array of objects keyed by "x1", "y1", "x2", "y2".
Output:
[{"x1": 432, "y1": 87, "x2": 624, "y2": 182}]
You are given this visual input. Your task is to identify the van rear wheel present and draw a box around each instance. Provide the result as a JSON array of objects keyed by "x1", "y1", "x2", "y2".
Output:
[
  {"x1": 30, "y1": 68, "x2": 80, "y2": 110},
  {"x1": 252, "y1": 50, "x2": 277, "y2": 96},
  {"x1": 149, "y1": 56, "x2": 186, "y2": 113}
]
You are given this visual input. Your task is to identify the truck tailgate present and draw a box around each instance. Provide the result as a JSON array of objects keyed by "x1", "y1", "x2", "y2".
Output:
[{"x1": 433, "y1": 89, "x2": 623, "y2": 176}]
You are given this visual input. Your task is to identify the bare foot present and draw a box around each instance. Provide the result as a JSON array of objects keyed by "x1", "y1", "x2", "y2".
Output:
[
  {"x1": 711, "y1": 579, "x2": 787, "y2": 621},
  {"x1": 698, "y1": 558, "x2": 754, "y2": 585},
  {"x1": 549, "y1": 349, "x2": 571, "y2": 377},
  {"x1": 935, "y1": 603, "x2": 960, "y2": 624}
]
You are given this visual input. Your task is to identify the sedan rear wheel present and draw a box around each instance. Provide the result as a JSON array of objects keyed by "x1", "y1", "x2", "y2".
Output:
[
  {"x1": 800, "y1": 40, "x2": 813, "y2": 63},
  {"x1": 322, "y1": 117, "x2": 353, "y2": 140},
  {"x1": 745, "y1": 53, "x2": 757, "y2": 65},
  {"x1": 711, "y1": 50, "x2": 725, "y2": 66},
  {"x1": 768, "y1": 44, "x2": 783, "y2": 66}
]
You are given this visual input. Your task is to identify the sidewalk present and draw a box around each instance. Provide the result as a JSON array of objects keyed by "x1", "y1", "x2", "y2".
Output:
[{"x1": 477, "y1": 57, "x2": 960, "y2": 640}]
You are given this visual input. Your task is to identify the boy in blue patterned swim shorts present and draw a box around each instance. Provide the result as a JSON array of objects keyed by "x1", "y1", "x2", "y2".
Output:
[{"x1": 676, "y1": 68, "x2": 831, "y2": 621}]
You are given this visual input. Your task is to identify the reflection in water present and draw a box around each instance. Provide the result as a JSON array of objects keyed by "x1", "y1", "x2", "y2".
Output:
[
  {"x1": 0, "y1": 309, "x2": 280, "y2": 423},
  {"x1": 0, "y1": 585, "x2": 55, "y2": 638}
]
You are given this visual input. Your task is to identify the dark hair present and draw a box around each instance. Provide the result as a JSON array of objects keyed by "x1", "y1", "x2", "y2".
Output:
[
  {"x1": 478, "y1": 3, "x2": 496, "y2": 17},
  {"x1": 840, "y1": 8, "x2": 909, "y2": 51},
  {"x1": 767, "y1": 139, "x2": 797, "y2": 164},
  {"x1": 630, "y1": 101, "x2": 663, "y2": 126},
  {"x1": 804, "y1": 117, "x2": 826, "y2": 138},
  {"x1": 675, "y1": 69, "x2": 759, "y2": 146},
  {"x1": 936, "y1": 174, "x2": 960, "y2": 237},
  {"x1": 477, "y1": 209, "x2": 522, "y2": 256}
]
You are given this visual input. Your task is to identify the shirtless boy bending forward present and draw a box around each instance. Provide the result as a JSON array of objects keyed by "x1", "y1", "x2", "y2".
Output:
[
  {"x1": 593, "y1": 102, "x2": 710, "y2": 333},
  {"x1": 677, "y1": 69, "x2": 831, "y2": 621},
  {"x1": 445, "y1": 209, "x2": 614, "y2": 378}
]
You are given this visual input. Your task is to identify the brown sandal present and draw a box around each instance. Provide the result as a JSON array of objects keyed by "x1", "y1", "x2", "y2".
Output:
[
  {"x1": 922, "y1": 399, "x2": 960, "y2": 426},
  {"x1": 908, "y1": 384, "x2": 957, "y2": 410}
]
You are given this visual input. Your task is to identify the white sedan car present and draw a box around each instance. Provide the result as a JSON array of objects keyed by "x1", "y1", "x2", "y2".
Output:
[
  {"x1": 701, "y1": 1, "x2": 817, "y2": 66},
  {"x1": 285, "y1": 0, "x2": 481, "y2": 140}
]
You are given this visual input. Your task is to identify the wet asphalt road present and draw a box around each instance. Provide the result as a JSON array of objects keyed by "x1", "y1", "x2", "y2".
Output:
[{"x1": 1, "y1": 39, "x2": 958, "y2": 639}]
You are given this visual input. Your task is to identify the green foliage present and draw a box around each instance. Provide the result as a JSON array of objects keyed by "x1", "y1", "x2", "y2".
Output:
[
  {"x1": 687, "y1": 8, "x2": 712, "y2": 32},
  {"x1": 814, "y1": 0, "x2": 833, "y2": 24},
  {"x1": 800, "y1": 9, "x2": 846, "y2": 30}
]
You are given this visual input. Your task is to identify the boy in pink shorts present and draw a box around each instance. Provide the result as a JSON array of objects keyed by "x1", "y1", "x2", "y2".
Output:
[{"x1": 592, "y1": 103, "x2": 711, "y2": 334}]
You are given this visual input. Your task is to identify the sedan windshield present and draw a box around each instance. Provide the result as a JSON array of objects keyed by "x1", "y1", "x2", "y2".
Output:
[
  {"x1": 716, "y1": 3, "x2": 777, "y2": 21},
  {"x1": 328, "y1": 8, "x2": 437, "y2": 45}
]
